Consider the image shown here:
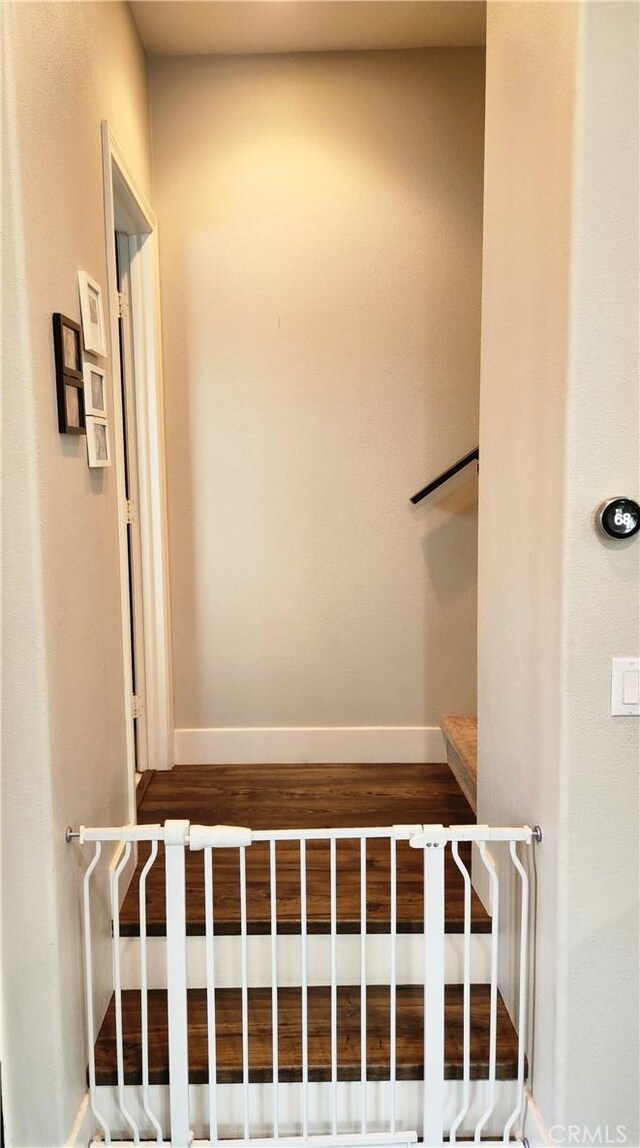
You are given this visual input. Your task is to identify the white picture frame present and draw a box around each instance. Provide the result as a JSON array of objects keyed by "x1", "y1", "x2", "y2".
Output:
[
  {"x1": 86, "y1": 416, "x2": 111, "y2": 468},
  {"x1": 83, "y1": 362, "x2": 108, "y2": 417},
  {"x1": 78, "y1": 270, "x2": 107, "y2": 356}
]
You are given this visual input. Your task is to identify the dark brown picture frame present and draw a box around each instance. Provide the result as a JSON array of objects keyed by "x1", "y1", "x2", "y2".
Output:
[{"x1": 53, "y1": 313, "x2": 86, "y2": 434}]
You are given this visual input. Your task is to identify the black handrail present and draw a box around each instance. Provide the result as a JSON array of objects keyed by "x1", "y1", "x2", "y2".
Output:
[{"x1": 410, "y1": 447, "x2": 479, "y2": 505}]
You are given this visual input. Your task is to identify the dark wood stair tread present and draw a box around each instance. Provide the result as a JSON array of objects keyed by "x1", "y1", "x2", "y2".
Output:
[
  {"x1": 120, "y1": 764, "x2": 490, "y2": 935},
  {"x1": 119, "y1": 840, "x2": 490, "y2": 935},
  {"x1": 94, "y1": 984, "x2": 521, "y2": 1086}
]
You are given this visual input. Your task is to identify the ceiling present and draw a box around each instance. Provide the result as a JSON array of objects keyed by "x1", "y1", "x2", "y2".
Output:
[{"x1": 130, "y1": 2, "x2": 486, "y2": 57}]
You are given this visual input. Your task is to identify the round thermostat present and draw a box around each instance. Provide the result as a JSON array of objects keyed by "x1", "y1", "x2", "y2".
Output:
[{"x1": 596, "y1": 497, "x2": 640, "y2": 540}]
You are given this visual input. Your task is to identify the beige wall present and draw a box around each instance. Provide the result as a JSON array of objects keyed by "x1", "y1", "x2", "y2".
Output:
[
  {"x1": 560, "y1": 1, "x2": 639, "y2": 1133},
  {"x1": 479, "y1": 2, "x2": 639, "y2": 1141},
  {"x1": 150, "y1": 48, "x2": 485, "y2": 740},
  {"x1": 1, "y1": 3, "x2": 151, "y2": 1143},
  {"x1": 478, "y1": 0, "x2": 576, "y2": 1122}
]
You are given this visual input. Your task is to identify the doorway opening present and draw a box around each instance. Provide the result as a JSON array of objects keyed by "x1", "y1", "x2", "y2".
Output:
[
  {"x1": 102, "y1": 122, "x2": 173, "y2": 815},
  {"x1": 114, "y1": 231, "x2": 147, "y2": 772}
]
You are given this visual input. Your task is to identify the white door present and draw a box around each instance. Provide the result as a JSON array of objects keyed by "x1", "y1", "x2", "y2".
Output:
[{"x1": 115, "y1": 231, "x2": 148, "y2": 772}]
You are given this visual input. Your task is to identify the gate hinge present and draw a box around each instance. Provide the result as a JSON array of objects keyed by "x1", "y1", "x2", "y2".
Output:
[
  {"x1": 393, "y1": 823, "x2": 447, "y2": 848},
  {"x1": 132, "y1": 694, "x2": 145, "y2": 719},
  {"x1": 117, "y1": 290, "x2": 129, "y2": 320}
]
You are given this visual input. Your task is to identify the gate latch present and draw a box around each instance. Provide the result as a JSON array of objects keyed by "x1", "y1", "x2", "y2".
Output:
[
  {"x1": 409, "y1": 823, "x2": 447, "y2": 850},
  {"x1": 189, "y1": 824, "x2": 253, "y2": 850}
]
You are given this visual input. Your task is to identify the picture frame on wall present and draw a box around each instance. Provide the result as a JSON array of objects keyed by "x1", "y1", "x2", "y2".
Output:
[
  {"x1": 63, "y1": 380, "x2": 84, "y2": 433},
  {"x1": 52, "y1": 311, "x2": 82, "y2": 380},
  {"x1": 83, "y1": 361, "x2": 108, "y2": 417},
  {"x1": 86, "y1": 416, "x2": 111, "y2": 468},
  {"x1": 78, "y1": 270, "x2": 107, "y2": 357},
  {"x1": 52, "y1": 313, "x2": 85, "y2": 434}
]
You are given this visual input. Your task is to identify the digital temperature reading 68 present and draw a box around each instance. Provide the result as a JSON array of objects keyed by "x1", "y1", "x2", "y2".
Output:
[{"x1": 597, "y1": 498, "x2": 640, "y2": 540}]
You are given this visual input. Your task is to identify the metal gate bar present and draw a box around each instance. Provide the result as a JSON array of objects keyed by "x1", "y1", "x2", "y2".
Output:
[{"x1": 70, "y1": 820, "x2": 540, "y2": 1148}]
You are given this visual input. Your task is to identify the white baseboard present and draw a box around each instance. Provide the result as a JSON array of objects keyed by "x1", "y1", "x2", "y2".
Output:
[
  {"x1": 174, "y1": 725, "x2": 446, "y2": 766},
  {"x1": 66, "y1": 1092, "x2": 95, "y2": 1147},
  {"x1": 523, "y1": 1088, "x2": 553, "y2": 1147}
]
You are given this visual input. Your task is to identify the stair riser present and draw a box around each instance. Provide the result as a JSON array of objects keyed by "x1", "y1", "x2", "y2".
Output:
[
  {"x1": 119, "y1": 933, "x2": 492, "y2": 990},
  {"x1": 95, "y1": 1079, "x2": 520, "y2": 1141}
]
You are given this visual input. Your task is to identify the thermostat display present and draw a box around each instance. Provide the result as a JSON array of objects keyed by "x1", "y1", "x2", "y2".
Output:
[{"x1": 597, "y1": 498, "x2": 640, "y2": 540}]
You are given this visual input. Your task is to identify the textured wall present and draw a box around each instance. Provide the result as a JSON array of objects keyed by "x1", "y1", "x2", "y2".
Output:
[
  {"x1": 150, "y1": 48, "x2": 485, "y2": 735},
  {"x1": 478, "y1": 1, "x2": 639, "y2": 1140},
  {"x1": 560, "y1": 2, "x2": 639, "y2": 1135},
  {"x1": 477, "y1": 0, "x2": 576, "y2": 1122},
  {"x1": 1, "y1": 3, "x2": 151, "y2": 1143}
]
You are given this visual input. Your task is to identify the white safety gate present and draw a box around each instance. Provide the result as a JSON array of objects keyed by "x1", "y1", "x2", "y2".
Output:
[{"x1": 70, "y1": 821, "x2": 539, "y2": 1148}]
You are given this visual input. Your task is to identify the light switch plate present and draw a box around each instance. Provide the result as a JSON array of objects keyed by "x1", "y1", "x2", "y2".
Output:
[{"x1": 611, "y1": 657, "x2": 640, "y2": 715}]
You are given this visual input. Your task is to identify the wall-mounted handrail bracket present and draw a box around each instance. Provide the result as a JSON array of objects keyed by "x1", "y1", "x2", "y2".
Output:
[{"x1": 410, "y1": 447, "x2": 479, "y2": 505}]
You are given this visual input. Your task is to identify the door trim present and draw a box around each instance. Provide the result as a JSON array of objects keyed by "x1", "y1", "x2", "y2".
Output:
[
  {"x1": 101, "y1": 121, "x2": 173, "y2": 807},
  {"x1": 115, "y1": 230, "x2": 148, "y2": 773}
]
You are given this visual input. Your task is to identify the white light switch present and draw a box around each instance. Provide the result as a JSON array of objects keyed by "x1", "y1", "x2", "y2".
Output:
[
  {"x1": 623, "y1": 670, "x2": 640, "y2": 705},
  {"x1": 611, "y1": 658, "x2": 640, "y2": 715}
]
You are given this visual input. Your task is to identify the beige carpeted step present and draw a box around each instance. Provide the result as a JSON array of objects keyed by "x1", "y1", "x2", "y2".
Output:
[{"x1": 441, "y1": 716, "x2": 477, "y2": 813}]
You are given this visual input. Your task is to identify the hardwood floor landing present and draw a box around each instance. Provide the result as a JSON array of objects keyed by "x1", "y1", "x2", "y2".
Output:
[
  {"x1": 136, "y1": 763, "x2": 476, "y2": 828},
  {"x1": 94, "y1": 984, "x2": 521, "y2": 1086},
  {"x1": 120, "y1": 764, "x2": 489, "y2": 935}
]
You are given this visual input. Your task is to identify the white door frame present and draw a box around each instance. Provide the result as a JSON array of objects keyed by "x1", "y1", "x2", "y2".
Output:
[
  {"x1": 101, "y1": 121, "x2": 173, "y2": 797},
  {"x1": 115, "y1": 229, "x2": 149, "y2": 774}
]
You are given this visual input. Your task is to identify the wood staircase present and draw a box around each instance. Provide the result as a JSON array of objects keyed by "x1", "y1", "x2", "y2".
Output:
[
  {"x1": 441, "y1": 716, "x2": 477, "y2": 814},
  {"x1": 92, "y1": 762, "x2": 524, "y2": 1139},
  {"x1": 119, "y1": 764, "x2": 489, "y2": 936},
  {"x1": 95, "y1": 985, "x2": 519, "y2": 1086}
]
